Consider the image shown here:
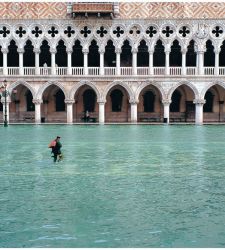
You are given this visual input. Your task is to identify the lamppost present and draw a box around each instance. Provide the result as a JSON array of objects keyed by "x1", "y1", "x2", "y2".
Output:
[{"x1": 0, "y1": 79, "x2": 9, "y2": 127}]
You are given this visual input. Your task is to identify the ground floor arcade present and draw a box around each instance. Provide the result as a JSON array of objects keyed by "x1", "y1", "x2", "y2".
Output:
[{"x1": 1, "y1": 79, "x2": 225, "y2": 124}]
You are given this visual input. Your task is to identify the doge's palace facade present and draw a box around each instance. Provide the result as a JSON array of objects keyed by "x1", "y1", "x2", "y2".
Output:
[{"x1": 1, "y1": 2, "x2": 225, "y2": 124}]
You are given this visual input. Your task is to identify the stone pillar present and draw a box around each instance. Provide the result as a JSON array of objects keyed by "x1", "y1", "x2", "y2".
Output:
[
  {"x1": 34, "y1": 48, "x2": 40, "y2": 75},
  {"x1": 65, "y1": 100, "x2": 74, "y2": 124},
  {"x1": 165, "y1": 46, "x2": 171, "y2": 75},
  {"x1": 67, "y1": 48, "x2": 72, "y2": 75},
  {"x1": 50, "y1": 48, "x2": 56, "y2": 75},
  {"x1": 162, "y1": 99, "x2": 171, "y2": 124},
  {"x1": 132, "y1": 48, "x2": 138, "y2": 75},
  {"x1": 193, "y1": 99, "x2": 205, "y2": 125},
  {"x1": 82, "y1": 48, "x2": 89, "y2": 75},
  {"x1": 98, "y1": 101, "x2": 105, "y2": 124},
  {"x1": 181, "y1": 48, "x2": 187, "y2": 75},
  {"x1": 115, "y1": 48, "x2": 121, "y2": 76},
  {"x1": 149, "y1": 49, "x2": 154, "y2": 75},
  {"x1": 2, "y1": 48, "x2": 8, "y2": 76},
  {"x1": 130, "y1": 101, "x2": 138, "y2": 123},
  {"x1": 99, "y1": 47, "x2": 105, "y2": 76},
  {"x1": 33, "y1": 99, "x2": 42, "y2": 124},
  {"x1": 215, "y1": 48, "x2": 220, "y2": 76},
  {"x1": 198, "y1": 52, "x2": 204, "y2": 75},
  {"x1": 18, "y1": 48, "x2": 24, "y2": 75}
]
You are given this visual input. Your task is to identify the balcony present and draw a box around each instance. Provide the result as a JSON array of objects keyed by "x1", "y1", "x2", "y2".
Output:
[{"x1": 0, "y1": 66, "x2": 224, "y2": 77}]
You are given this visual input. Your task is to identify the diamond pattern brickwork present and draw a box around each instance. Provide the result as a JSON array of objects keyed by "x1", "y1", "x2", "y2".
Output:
[
  {"x1": 119, "y1": 2, "x2": 225, "y2": 19},
  {"x1": 0, "y1": 2, "x2": 67, "y2": 19}
]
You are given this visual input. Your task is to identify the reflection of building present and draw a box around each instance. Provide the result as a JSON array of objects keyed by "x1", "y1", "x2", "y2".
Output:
[{"x1": 1, "y1": 2, "x2": 225, "y2": 124}]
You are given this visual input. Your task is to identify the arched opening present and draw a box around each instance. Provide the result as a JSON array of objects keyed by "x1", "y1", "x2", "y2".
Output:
[
  {"x1": 56, "y1": 40, "x2": 67, "y2": 67},
  {"x1": 8, "y1": 40, "x2": 19, "y2": 66},
  {"x1": 0, "y1": 46, "x2": 3, "y2": 67},
  {"x1": 137, "y1": 40, "x2": 149, "y2": 66},
  {"x1": 26, "y1": 90, "x2": 35, "y2": 111},
  {"x1": 55, "y1": 90, "x2": 65, "y2": 112},
  {"x1": 88, "y1": 40, "x2": 99, "y2": 66},
  {"x1": 104, "y1": 40, "x2": 116, "y2": 67},
  {"x1": 204, "y1": 40, "x2": 215, "y2": 66},
  {"x1": 24, "y1": 40, "x2": 35, "y2": 67},
  {"x1": 72, "y1": 40, "x2": 83, "y2": 67},
  {"x1": 143, "y1": 91, "x2": 155, "y2": 112},
  {"x1": 111, "y1": 89, "x2": 123, "y2": 112},
  {"x1": 153, "y1": 40, "x2": 165, "y2": 66},
  {"x1": 204, "y1": 91, "x2": 214, "y2": 112},
  {"x1": 121, "y1": 40, "x2": 132, "y2": 66},
  {"x1": 170, "y1": 40, "x2": 182, "y2": 66},
  {"x1": 170, "y1": 90, "x2": 181, "y2": 112},
  {"x1": 83, "y1": 89, "x2": 96, "y2": 112},
  {"x1": 219, "y1": 41, "x2": 225, "y2": 66},
  {"x1": 186, "y1": 40, "x2": 196, "y2": 67},
  {"x1": 40, "y1": 40, "x2": 51, "y2": 66},
  {"x1": 0, "y1": 100, "x2": 2, "y2": 112}
]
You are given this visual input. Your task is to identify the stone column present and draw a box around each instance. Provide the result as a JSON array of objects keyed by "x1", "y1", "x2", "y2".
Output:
[
  {"x1": 181, "y1": 47, "x2": 187, "y2": 75},
  {"x1": 2, "y1": 48, "x2": 8, "y2": 76},
  {"x1": 33, "y1": 99, "x2": 42, "y2": 124},
  {"x1": 193, "y1": 99, "x2": 205, "y2": 125},
  {"x1": 82, "y1": 48, "x2": 89, "y2": 75},
  {"x1": 34, "y1": 48, "x2": 40, "y2": 75},
  {"x1": 162, "y1": 99, "x2": 171, "y2": 124},
  {"x1": 18, "y1": 48, "x2": 24, "y2": 75},
  {"x1": 67, "y1": 48, "x2": 72, "y2": 75},
  {"x1": 65, "y1": 100, "x2": 74, "y2": 124},
  {"x1": 98, "y1": 101, "x2": 105, "y2": 124},
  {"x1": 99, "y1": 47, "x2": 105, "y2": 76},
  {"x1": 165, "y1": 46, "x2": 171, "y2": 75},
  {"x1": 115, "y1": 48, "x2": 121, "y2": 76},
  {"x1": 214, "y1": 48, "x2": 220, "y2": 76},
  {"x1": 132, "y1": 48, "x2": 138, "y2": 75},
  {"x1": 50, "y1": 48, "x2": 56, "y2": 75},
  {"x1": 130, "y1": 101, "x2": 138, "y2": 123},
  {"x1": 149, "y1": 49, "x2": 154, "y2": 75}
]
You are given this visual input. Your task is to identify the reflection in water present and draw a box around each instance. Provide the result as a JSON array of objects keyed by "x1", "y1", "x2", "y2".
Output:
[{"x1": 0, "y1": 125, "x2": 225, "y2": 247}]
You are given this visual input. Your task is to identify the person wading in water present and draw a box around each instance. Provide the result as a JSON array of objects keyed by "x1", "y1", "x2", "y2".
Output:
[{"x1": 49, "y1": 136, "x2": 62, "y2": 162}]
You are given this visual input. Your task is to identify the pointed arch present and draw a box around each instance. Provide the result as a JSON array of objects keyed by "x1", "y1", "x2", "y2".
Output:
[
  {"x1": 69, "y1": 80, "x2": 101, "y2": 101},
  {"x1": 201, "y1": 81, "x2": 225, "y2": 98},
  {"x1": 35, "y1": 81, "x2": 68, "y2": 100},
  {"x1": 103, "y1": 81, "x2": 134, "y2": 102},
  {"x1": 8, "y1": 80, "x2": 36, "y2": 98}
]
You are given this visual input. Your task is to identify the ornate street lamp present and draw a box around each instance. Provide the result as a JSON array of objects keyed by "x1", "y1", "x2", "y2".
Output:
[{"x1": 0, "y1": 79, "x2": 9, "y2": 127}]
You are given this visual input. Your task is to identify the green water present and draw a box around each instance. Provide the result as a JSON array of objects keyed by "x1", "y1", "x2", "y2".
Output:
[{"x1": 0, "y1": 125, "x2": 225, "y2": 247}]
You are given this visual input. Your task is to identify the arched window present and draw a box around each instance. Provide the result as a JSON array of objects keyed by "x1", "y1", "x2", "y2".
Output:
[
  {"x1": 143, "y1": 91, "x2": 155, "y2": 112},
  {"x1": 83, "y1": 89, "x2": 96, "y2": 112},
  {"x1": 40, "y1": 40, "x2": 51, "y2": 66},
  {"x1": 0, "y1": 46, "x2": 3, "y2": 67},
  {"x1": 204, "y1": 91, "x2": 214, "y2": 112},
  {"x1": 111, "y1": 89, "x2": 123, "y2": 112},
  {"x1": 153, "y1": 40, "x2": 165, "y2": 66},
  {"x1": 26, "y1": 90, "x2": 35, "y2": 111},
  {"x1": 0, "y1": 98, "x2": 2, "y2": 111},
  {"x1": 170, "y1": 40, "x2": 182, "y2": 66},
  {"x1": 204, "y1": 40, "x2": 215, "y2": 66},
  {"x1": 88, "y1": 40, "x2": 99, "y2": 66},
  {"x1": 8, "y1": 40, "x2": 19, "y2": 66},
  {"x1": 170, "y1": 90, "x2": 181, "y2": 112},
  {"x1": 105, "y1": 40, "x2": 116, "y2": 67},
  {"x1": 186, "y1": 40, "x2": 196, "y2": 67},
  {"x1": 24, "y1": 40, "x2": 35, "y2": 67},
  {"x1": 121, "y1": 40, "x2": 132, "y2": 66},
  {"x1": 137, "y1": 40, "x2": 149, "y2": 66},
  {"x1": 72, "y1": 40, "x2": 83, "y2": 66},
  {"x1": 55, "y1": 90, "x2": 65, "y2": 111},
  {"x1": 56, "y1": 40, "x2": 67, "y2": 67}
]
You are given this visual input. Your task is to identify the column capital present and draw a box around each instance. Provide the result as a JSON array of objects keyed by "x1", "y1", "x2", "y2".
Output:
[
  {"x1": 115, "y1": 47, "x2": 122, "y2": 54},
  {"x1": 66, "y1": 48, "x2": 73, "y2": 54},
  {"x1": 181, "y1": 47, "x2": 187, "y2": 54},
  {"x1": 50, "y1": 48, "x2": 57, "y2": 54},
  {"x1": 131, "y1": 47, "x2": 138, "y2": 53},
  {"x1": 33, "y1": 48, "x2": 41, "y2": 54},
  {"x1": 17, "y1": 48, "x2": 24, "y2": 53},
  {"x1": 162, "y1": 99, "x2": 171, "y2": 105},
  {"x1": 97, "y1": 98, "x2": 106, "y2": 104},
  {"x1": 214, "y1": 48, "x2": 221, "y2": 54},
  {"x1": 65, "y1": 99, "x2": 75, "y2": 104},
  {"x1": 148, "y1": 48, "x2": 154, "y2": 54},
  {"x1": 194, "y1": 44, "x2": 206, "y2": 53},
  {"x1": 33, "y1": 99, "x2": 43, "y2": 104},
  {"x1": 193, "y1": 99, "x2": 206, "y2": 104},
  {"x1": 129, "y1": 99, "x2": 139, "y2": 104},
  {"x1": 82, "y1": 48, "x2": 89, "y2": 54},
  {"x1": 1, "y1": 48, "x2": 8, "y2": 53},
  {"x1": 98, "y1": 47, "x2": 105, "y2": 54}
]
